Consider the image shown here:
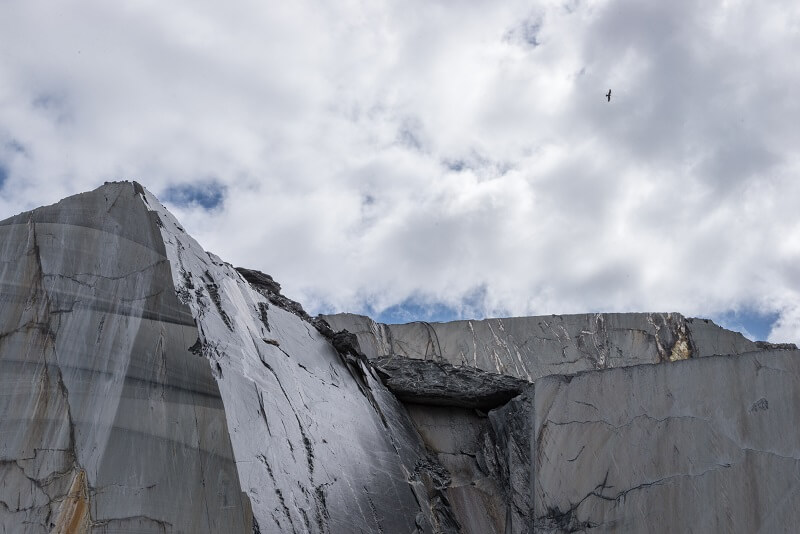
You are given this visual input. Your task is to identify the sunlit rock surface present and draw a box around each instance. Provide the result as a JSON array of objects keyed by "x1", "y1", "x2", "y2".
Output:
[
  {"x1": 2, "y1": 181, "x2": 799, "y2": 533},
  {"x1": 0, "y1": 183, "x2": 457, "y2": 533},
  {"x1": 147, "y1": 186, "x2": 458, "y2": 534},
  {"x1": 0, "y1": 182, "x2": 250, "y2": 533},
  {"x1": 321, "y1": 312, "x2": 763, "y2": 381}
]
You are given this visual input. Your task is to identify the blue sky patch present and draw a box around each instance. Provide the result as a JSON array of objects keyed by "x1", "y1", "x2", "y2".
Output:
[
  {"x1": 0, "y1": 164, "x2": 8, "y2": 189},
  {"x1": 710, "y1": 309, "x2": 779, "y2": 341},
  {"x1": 364, "y1": 299, "x2": 780, "y2": 341},
  {"x1": 372, "y1": 300, "x2": 460, "y2": 324},
  {"x1": 367, "y1": 286, "x2": 490, "y2": 325},
  {"x1": 162, "y1": 182, "x2": 226, "y2": 210}
]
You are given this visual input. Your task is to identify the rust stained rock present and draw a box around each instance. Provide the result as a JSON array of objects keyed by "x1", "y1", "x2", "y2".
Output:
[{"x1": 51, "y1": 469, "x2": 90, "y2": 534}]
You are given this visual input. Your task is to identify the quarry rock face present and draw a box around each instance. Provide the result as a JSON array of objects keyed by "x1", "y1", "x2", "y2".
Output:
[
  {"x1": 0, "y1": 182, "x2": 250, "y2": 533},
  {"x1": 1, "y1": 181, "x2": 799, "y2": 533},
  {"x1": 0, "y1": 183, "x2": 458, "y2": 533},
  {"x1": 320, "y1": 312, "x2": 763, "y2": 381},
  {"x1": 531, "y1": 350, "x2": 800, "y2": 533},
  {"x1": 321, "y1": 312, "x2": 800, "y2": 533}
]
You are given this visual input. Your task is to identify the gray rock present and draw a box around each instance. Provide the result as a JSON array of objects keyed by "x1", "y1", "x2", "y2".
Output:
[
  {"x1": 373, "y1": 356, "x2": 528, "y2": 409},
  {"x1": 0, "y1": 182, "x2": 251, "y2": 532},
  {"x1": 321, "y1": 312, "x2": 790, "y2": 382},
  {"x1": 0, "y1": 182, "x2": 460, "y2": 533},
  {"x1": 485, "y1": 391, "x2": 533, "y2": 534},
  {"x1": 153, "y1": 189, "x2": 459, "y2": 533},
  {"x1": 405, "y1": 404, "x2": 506, "y2": 534},
  {"x1": 685, "y1": 317, "x2": 764, "y2": 356},
  {"x1": 4, "y1": 181, "x2": 799, "y2": 534},
  {"x1": 530, "y1": 349, "x2": 800, "y2": 533}
]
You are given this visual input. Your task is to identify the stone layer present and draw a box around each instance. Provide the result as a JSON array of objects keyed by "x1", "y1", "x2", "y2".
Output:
[{"x1": 322, "y1": 312, "x2": 770, "y2": 382}]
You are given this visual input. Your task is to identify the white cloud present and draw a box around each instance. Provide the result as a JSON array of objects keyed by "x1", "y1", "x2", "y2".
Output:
[{"x1": 1, "y1": 0, "x2": 799, "y2": 343}]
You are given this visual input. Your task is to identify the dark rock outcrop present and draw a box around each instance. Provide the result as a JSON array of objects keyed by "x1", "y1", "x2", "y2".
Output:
[
  {"x1": 373, "y1": 356, "x2": 529, "y2": 409},
  {"x1": 236, "y1": 266, "x2": 369, "y2": 366},
  {"x1": 321, "y1": 312, "x2": 773, "y2": 382},
  {"x1": 236, "y1": 266, "x2": 309, "y2": 320}
]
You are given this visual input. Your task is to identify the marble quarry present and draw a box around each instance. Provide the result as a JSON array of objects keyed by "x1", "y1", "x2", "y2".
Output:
[{"x1": 0, "y1": 181, "x2": 798, "y2": 533}]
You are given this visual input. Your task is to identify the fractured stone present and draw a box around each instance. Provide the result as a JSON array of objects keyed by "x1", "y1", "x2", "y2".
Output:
[
  {"x1": 321, "y1": 312, "x2": 781, "y2": 383},
  {"x1": 530, "y1": 349, "x2": 800, "y2": 533},
  {"x1": 3, "y1": 181, "x2": 798, "y2": 534}
]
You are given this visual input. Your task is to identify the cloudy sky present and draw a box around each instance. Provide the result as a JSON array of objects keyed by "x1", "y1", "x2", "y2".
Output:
[{"x1": 1, "y1": 0, "x2": 799, "y2": 342}]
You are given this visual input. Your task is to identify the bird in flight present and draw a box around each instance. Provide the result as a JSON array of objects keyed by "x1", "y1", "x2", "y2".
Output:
[{"x1": 606, "y1": 89, "x2": 611, "y2": 102}]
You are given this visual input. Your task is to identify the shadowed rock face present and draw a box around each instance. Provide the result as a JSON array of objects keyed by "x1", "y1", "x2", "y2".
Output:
[{"x1": 373, "y1": 356, "x2": 528, "y2": 409}]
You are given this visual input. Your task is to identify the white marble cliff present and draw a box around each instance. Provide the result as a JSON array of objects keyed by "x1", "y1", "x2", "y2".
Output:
[{"x1": 1, "y1": 181, "x2": 798, "y2": 533}]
